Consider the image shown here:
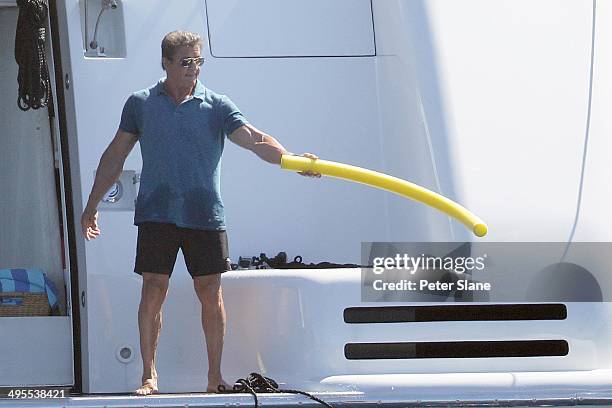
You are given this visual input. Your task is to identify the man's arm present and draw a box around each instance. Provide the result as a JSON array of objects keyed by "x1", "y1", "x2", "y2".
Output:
[
  {"x1": 228, "y1": 124, "x2": 288, "y2": 164},
  {"x1": 228, "y1": 124, "x2": 321, "y2": 178},
  {"x1": 81, "y1": 129, "x2": 138, "y2": 240}
]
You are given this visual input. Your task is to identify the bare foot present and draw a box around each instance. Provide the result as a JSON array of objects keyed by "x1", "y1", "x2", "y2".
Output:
[
  {"x1": 207, "y1": 378, "x2": 230, "y2": 393},
  {"x1": 135, "y1": 379, "x2": 159, "y2": 396}
]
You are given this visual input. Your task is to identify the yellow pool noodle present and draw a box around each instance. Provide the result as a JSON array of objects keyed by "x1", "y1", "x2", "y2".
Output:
[{"x1": 281, "y1": 155, "x2": 487, "y2": 237}]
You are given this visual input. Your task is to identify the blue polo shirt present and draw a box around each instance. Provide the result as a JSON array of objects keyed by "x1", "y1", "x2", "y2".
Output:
[{"x1": 119, "y1": 79, "x2": 248, "y2": 230}]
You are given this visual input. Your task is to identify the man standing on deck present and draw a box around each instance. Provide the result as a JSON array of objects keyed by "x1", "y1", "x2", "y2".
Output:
[{"x1": 80, "y1": 30, "x2": 319, "y2": 395}]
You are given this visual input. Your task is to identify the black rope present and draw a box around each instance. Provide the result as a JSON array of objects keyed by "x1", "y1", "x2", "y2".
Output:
[
  {"x1": 15, "y1": 0, "x2": 51, "y2": 111},
  {"x1": 218, "y1": 373, "x2": 334, "y2": 408},
  {"x1": 234, "y1": 252, "x2": 362, "y2": 270}
]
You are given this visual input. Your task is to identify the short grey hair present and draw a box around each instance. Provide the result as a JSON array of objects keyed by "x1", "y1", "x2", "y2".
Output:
[{"x1": 161, "y1": 30, "x2": 202, "y2": 68}]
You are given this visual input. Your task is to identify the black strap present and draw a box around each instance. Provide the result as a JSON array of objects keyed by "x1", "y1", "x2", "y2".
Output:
[
  {"x1": 258, "y1": 252, "x2": 362, "y2": 269},
  {"x1": 218, "y1": 373, "x2": 333, "y2": 408}
]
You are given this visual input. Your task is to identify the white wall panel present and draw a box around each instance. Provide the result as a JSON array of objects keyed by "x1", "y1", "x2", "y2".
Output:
[
  {"x1": 0, "y1": 318, "x2": 73, "y2": 386},
  {"x1": 206, "y1": 0, "x2": 375, "y2": 57},
  {"x1": 383, "y1": 0, "x2": 593, "y2": 241},
  {"x1": 571, "y1": 0, "x2": 612, "y2": 242}
]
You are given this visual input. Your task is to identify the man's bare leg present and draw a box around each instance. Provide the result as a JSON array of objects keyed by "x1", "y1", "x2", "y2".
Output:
[
  {"x1": 135, "y1": 272, "x2": 169, "y2": 396},
  {"x1": 194, "y1": 273, "x2": 229, "y2": 392}
]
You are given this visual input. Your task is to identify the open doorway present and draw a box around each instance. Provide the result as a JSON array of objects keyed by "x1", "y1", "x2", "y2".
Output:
[{"x1": 0, "y1": 3, "x2": 73, "y2": 387}]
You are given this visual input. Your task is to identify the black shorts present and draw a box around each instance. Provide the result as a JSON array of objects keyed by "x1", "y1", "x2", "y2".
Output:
[{"x1": 134, "y1": 222, "x2": 230, "y2": 278}]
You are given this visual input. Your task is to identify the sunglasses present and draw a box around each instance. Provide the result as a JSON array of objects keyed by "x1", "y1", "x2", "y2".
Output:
[{"x1": 178, "y1": 57, "x2": 205, "y2": 67}]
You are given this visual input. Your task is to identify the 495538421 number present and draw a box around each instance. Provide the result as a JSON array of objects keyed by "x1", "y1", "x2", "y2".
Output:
[{"x1": 6, "y1": 389, "x2": 66, "y2": 399}]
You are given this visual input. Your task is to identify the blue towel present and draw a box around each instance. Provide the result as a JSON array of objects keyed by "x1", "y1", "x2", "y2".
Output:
[{"x1": 0, "y1": 268, "x2": 59, "y2": 309}]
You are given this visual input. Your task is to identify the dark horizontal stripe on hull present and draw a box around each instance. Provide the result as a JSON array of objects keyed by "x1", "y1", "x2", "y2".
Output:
[
  {"x1": 344, "y1": 304, "x2": 567, "y2": 323},
  {"x1": 344, "y1": 340, "x2": 569, "y2": 359}
]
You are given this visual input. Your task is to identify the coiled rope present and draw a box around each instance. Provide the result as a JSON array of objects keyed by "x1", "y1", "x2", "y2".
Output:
[
  {"x1": 219, "y1": 373, "x2": 334, "y2": 408},
  {"x1": 15, "y1": 0, "x2": 51, "y2": 111}
]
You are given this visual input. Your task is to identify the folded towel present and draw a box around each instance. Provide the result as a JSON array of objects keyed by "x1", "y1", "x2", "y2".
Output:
[{"x1": 0, "y1": 268, "x2": 59, "y2": 309}]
